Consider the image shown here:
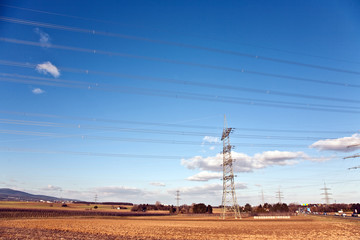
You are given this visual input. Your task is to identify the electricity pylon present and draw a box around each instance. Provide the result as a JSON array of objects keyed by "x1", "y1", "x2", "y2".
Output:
[
  {"x1": 276, "y1": 188, "x2": 283, "y2": 203},
  {"x1": 321, "y1": 182, "x2": 332, "y2": 205},
  {"x1": 175, "y1": 190, "x2": 180, "y2": 214},
  {"x1": 221, "y1": 115, "x2": 241, "y2": 219}
]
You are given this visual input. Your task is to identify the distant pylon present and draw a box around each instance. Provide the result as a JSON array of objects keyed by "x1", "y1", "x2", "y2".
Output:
[
  {"x1": 321, "y1": 182, "x2": 332, "y2": 205},
  {"x1": 261, "y1": 189, "x2": 265, "y2": 205},
  {"x1": 221, "y1": 115, "x2": 241, "y2": 219},
  {"x1": 175, "y1": 190, "x2": 180, "y2": 214},
  {"x1": 276, "y1": 188, "x2": 283, "y2": 203}
]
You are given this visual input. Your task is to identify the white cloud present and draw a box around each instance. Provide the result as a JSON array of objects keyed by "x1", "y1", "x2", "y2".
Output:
[
  {"x1": 42, "y1": 184, "x2": 62, "y2": 191},
  {"x1": 187, "y1": 171, "x2": 222, "y2": 181},
  {"x1": 172, "y1": 183, "x2": 247, "y2": 196},
  {"x1": 95, "y1": 186, "x2": 143, "y2": 197},
  {"x1": 310, "y1": 133, "x2": 360, "y2": 152},
  {"x1": 34, "y1": 28, "x2": 51, "y2": 47},
  {"x1": 181, "y1": 150, "x2": 310, "y2": 173},
  {"x1": 32, "y1": 88, "x2": 45, "y2": 94},
  {"x1": 209, "y1": 146, "x2": 215, "y2": 150},
  {"x1": 303, "y1": 155, "x2": 333, "y2": 162},
  {"x1": 92, "y1": 186, "x2": 172, "y2": 204},
  {"x1": 182, "y1": 154, "x2": 223, "y2": 172},
  {"x1": 36, "y1": 61, "x2": 60, "y2": 78},
  {"x1": 203, "y1": 136, "x2": 220, "y2": 143},
  {"x1": 149, "y1": 182, "x2": 166, "y2": 187}
]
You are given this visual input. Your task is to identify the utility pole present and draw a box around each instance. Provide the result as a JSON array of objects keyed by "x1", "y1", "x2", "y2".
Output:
[
  {"x1": 221, "y1": 115, "x2": 241, "y2": 219},
  {"x1": 60, "y1": 189, "x2": 63, "y2": 203},
  {"x1": 175, "y1": 190, "x2": 180, "y2": 214},
  {"x1": 276, "y1": 188, "x2": 283, "y2": 204},
  {"x1": 261, "y1": 189, "x2": 265, "y2": 206},
  {"x1": 321, "y1": 182, "x2": 332, "y2": 205},
  {"x1": 94, "y1": 194, "x2": 98, "y2": 204}
]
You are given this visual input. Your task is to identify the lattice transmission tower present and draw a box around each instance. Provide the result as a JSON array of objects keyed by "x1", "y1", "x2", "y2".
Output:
[
  {"x1": 175, "y1": 190, "x2": 180, "y2": 214},
  {"x1": 321, "y1": 182, "x2": 332, "y2": 205},
  {"x1": 221, "y1": 115, "x2": 241, "y2": 219},
  {"x1": 276, "y1": 188, "x2": 283, "y2": 203}
]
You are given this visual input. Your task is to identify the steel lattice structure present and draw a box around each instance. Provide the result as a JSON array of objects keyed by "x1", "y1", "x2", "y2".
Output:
[
  {"x1": 221, "y1": 116, "x2": 241, "y2": 219},
  {"x1": 321, "y1": 182, "x2": 332, "y2": 205}
]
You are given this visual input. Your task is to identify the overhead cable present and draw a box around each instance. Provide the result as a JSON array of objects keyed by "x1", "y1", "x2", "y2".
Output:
[
  {"x1": 1, "y1": 75, "x2": 360, "y2": 114},
  {"x1": 0, "y1": 129, "x2": 309, "y2": 147},
  {"x1": 0, "y1": 110, "x2": 356, "y2": 134},
  {"x1": 1, "y1": 4, "x2": 359, "y2": 65},
  {"x1": 0, "y1": 119, "x2": 344, "y2": 140},
  {"x1": 1, "y1": 71, "x2": 359, "y2": 104},
  {"x1": 0, "y1": 146, "x2": 186, "y2": 159},
  {"x1": 1, "y1": 16, "x2": 360, "y2": 75},
  {"x1": 0, "y1": 38, "x2": 359, "y2": 89}
]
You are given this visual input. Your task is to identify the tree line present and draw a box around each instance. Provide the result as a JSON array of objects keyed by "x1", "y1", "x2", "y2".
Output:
[{"x1": 131, "y1": 203, "x2": 213, "y2": 214}]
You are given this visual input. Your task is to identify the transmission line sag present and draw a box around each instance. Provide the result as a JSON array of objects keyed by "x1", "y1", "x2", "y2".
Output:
[
  {"x1": 344, "y1": 144, "x2": 360, "y2": 170},
  {"x1": 348, "y1": 166, "x2": 360, "y2": 170}
]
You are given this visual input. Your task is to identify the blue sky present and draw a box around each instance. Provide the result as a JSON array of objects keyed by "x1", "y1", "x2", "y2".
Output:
[{"x1": 0, "y1": 0, "x2": 360, "y2": 206}]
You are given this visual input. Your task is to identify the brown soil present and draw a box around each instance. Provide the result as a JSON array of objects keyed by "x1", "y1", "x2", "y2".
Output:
[{"x1": 0, "y1": 215, "x2": 359, "y2": 240}]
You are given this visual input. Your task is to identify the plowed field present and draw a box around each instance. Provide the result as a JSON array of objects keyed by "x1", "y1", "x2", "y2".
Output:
[{"x1": 1, "y1": 215, "x2": 359, "y2": 239}]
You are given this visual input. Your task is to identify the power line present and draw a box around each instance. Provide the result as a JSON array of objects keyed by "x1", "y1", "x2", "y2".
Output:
[
  {"x1": 0, "y1": 109, "x2": 221, "y2": 130},
  {"x1": 0, "y1": 129, "x2": 320, "y2": 149},
  {"x1": 348, "y1": 166, "x2": 360, "y2": 170},
  {"x1": 0, "y1": 118, "x2": 349, "y2": 141},
  {"x1": 1, "y1": 71, "x2": 360, "y2": 105},
  {"x1": 343, "y1": 154, "x2": 360, "y2": 159},
  {"x1": 0, "y1": 119, "x2": 215, "y2": 137},
  {"x1": 1, "y1": 16, "x2": 360, "y2": 76},
  {"x1": 1, "y1": 4, "x2": 359, "y2": 66},
  {"x1": 1, "y1": 74, "x2": 360, "y2": 114},
  {"x1": 347, "y1": 143, "x2": 360, "y2": 149},
  {"x1": 2, "y1": 73, "x2": 360, "y2": 110},
  {"x1": 0, "y1": 110, "x2": 357, "y2": 135},
  {"x1": 0, "y1": 146, "x2": 187, "y2": 159},
  {"x1": 344, "y1": 144, "x2": 360, "y2": 170},
  {"x1": 233, "y1": 179, "x2": 360, "y2": 194},
  {"x1": 0, "y1": 128, "x2": 317, "y2": 148},
  {"x1": 1, "y1": 38, "x2": 360, "y2": 90}
]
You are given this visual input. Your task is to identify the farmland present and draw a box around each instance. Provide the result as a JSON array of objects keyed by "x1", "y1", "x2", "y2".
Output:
[
  {"x1": 1, "y1": 208, "x2": 359, "y2": 239},
  {"x1": 1, "y1": 202, "x2": 359, "y2": 239}
]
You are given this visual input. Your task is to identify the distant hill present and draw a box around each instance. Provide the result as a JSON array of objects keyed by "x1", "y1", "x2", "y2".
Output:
[{"x1": 0, "y1": 188, "x2": 77, "y2": 202}]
